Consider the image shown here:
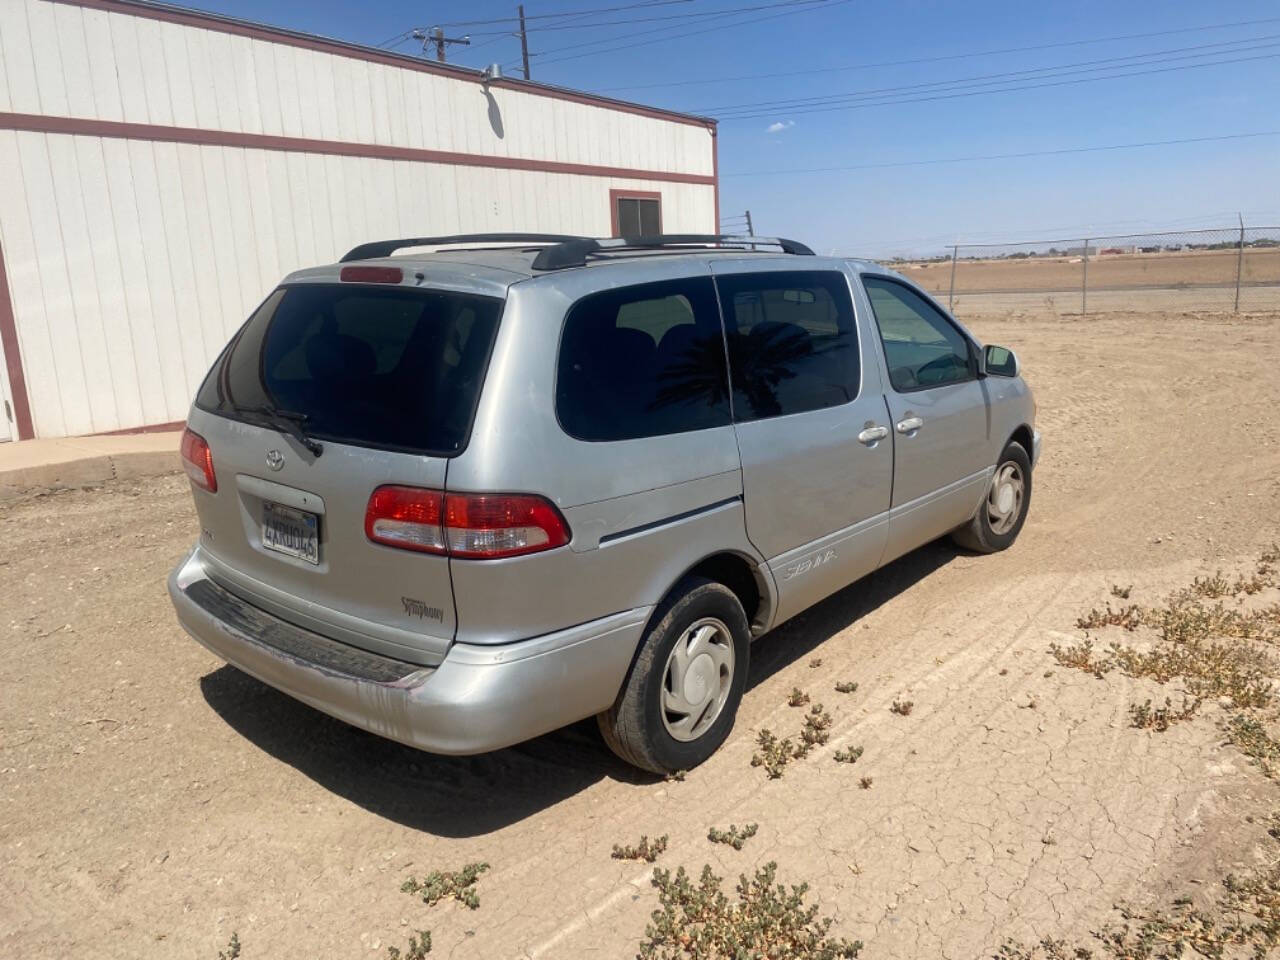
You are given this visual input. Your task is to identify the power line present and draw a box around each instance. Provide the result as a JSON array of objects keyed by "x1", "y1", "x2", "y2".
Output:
[
  {"x1": 532, "y1": 0, "x2": 848, "y2": 66},
  {"x1": 460, "y1": 0, "x2": 837, "y2": 36},
  {"x1": 436, "y1": 0, "x2": 699, "y2": 28},
  {"x1": 589, "y1": 14, "x2": 1280, "y2": 92},
  {"x1": 712, "y1": 50, "x2": 1280, "y2": 120},
  {"x1": 696, "y1": 33, "x2": 1280, "y2": 113},
  {"x1": 720, "y1": 130, "x2": 1280, "y2": 177}
]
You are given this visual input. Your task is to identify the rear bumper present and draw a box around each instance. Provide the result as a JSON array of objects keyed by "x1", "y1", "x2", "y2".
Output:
[{"x1": 168, "y1": 548, "x2": 650, "y2": 755}]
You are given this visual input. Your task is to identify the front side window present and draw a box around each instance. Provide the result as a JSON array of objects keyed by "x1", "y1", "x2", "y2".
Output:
[
  {"x1": 195, "y1": 284, "x2": 502, "y2": 454},
  {"x1": 557, "y1": 277, "x2": 730, "y2": 442},
  {"x1": 862, "y1": 276, "x2": 974, "y2": 392},
  {"x1": 716, "y1": 271, "x2": 859, "y2": 422}
]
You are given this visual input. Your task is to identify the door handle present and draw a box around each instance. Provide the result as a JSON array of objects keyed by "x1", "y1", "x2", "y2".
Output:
[
  {"x1": 896, "y1": 416, "x2": 923, "y2": 434},
  {"x1": 857, "y1": 425, "x2": 888, "y2": 444}
]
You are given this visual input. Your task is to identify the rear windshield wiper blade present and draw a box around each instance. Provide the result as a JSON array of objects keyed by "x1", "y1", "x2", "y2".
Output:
[{"x1": 235, "y1": 404, "x2": 324, "y2": 457}]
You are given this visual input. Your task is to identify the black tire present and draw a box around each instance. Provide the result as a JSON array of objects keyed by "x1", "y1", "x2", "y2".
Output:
[
  {"x1": 951, "y1": 440, "x2": 1032, "y2": 554},
  {"x1": 597, "y1": 576, "x2": 750, "y2": 775}
]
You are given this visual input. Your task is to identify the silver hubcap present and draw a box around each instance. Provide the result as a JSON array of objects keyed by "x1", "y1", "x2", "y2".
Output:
[
  {"x1": 661, "y1": 617, "x2": 735, "y2": 742},
  {"x1": 986, "y1": 461, "x2": 1025, "y2": 535}
]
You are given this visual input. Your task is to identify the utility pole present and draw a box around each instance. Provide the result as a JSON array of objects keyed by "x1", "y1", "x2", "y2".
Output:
[
  {"x1": 948, "y1": 244, "x2": 958, "y2": 312},
  {"x1": 1081, "y1": 238, "x2": 1089, "y2": 315},
  {"x1": 518, "y1": 4, "x2": 531, "y2": 80},
  {"x1": 416, "y1": 27, "x2": 471, "y2": 62},
  {"x1": 744, "y1": 210, "x2": 754, "y2": 237}
]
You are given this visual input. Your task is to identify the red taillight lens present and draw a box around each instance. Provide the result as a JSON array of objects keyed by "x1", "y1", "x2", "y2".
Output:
[
  {"x1": 340, "y1": 265, "x2": 402, "y2": 284},
  {"x1": 443, "y1": 492, "x2": 571, "y2": 559},
  {"x1": 364, "y1": 486, "x2": 570, "y2": 559},
  {"x1": 364, "y1": 485, "x2": 447, "y2": 554},
  {"x1": 180, "y1": 428, "x2": 217, "y2": 492}
]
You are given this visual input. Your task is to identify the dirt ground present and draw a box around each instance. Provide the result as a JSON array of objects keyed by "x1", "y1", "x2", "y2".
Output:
[{"x1": 3, "y1": 307, "x2": 1280, "y2": 959}]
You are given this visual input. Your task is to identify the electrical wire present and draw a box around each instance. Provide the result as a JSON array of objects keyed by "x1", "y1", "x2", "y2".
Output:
[
  {"x1": 460, "y1": 0, "x2": 843, "y2": 36},
  {"x1": 713, "y1": 50, "x2": 1280, "y2": 120},
  {"x1": 720, "y1": 131, "x2": 1280, "y2": 177},
  {"x1": 590, "y1": 15, "x2": 1280, "y2": 92}
]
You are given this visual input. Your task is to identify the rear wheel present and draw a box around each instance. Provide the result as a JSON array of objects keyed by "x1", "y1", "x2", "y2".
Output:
[
  {"x1": 951, "y1": 440, "x2": 1032, "y2": 553},
  {"x1": 598, "y1": 577, "x2": 750, "y2": 774}
]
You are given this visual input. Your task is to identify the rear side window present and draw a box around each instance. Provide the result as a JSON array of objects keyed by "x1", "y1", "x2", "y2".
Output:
[
  {"x1": 716, "y1": 270, "x2": 859, "y2": 422},
  {"x1": 195, "y1": 284, "x2": 503, "y2": 455},
  {"x1": 862, "y1": 276, "x2": 974, "y2": 392},
  {"x1": 556, "y1": 277, "x2": 730, "y2": 442}
]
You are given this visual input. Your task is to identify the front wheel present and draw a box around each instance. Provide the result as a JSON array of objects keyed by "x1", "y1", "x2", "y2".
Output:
[
  {"x1": 951, "y1": 440, "x2": 1032, "y2": 553},
  {"x1": 597, "y1": 577, "x2": 750, "y2": 774}
]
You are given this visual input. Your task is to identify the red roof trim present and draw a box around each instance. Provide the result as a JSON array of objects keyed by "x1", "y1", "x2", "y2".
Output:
[{"x1": 42, "y1": 0, "x2": 716, "y2": 130}]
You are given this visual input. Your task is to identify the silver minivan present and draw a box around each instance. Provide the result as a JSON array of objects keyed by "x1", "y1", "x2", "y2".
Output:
[{"x1": 168, "y1": 233, "x2": 1039, "y2": 773}]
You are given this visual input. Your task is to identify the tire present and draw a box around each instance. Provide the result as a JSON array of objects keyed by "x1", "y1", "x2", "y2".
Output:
[
  {"x1": 598, "y1": 576, "x2": 750, "y2": 775},
  {"x1": 951, "y1": 440, "x2": 1032, "y2": 554}
]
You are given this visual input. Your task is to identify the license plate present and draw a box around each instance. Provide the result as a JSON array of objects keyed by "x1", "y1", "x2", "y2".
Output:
[{"x1": 261, "y1": 502, "x2": 319, "y2": 564}]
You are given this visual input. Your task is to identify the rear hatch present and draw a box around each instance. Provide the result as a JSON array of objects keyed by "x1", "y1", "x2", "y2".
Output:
[{"x1": 184, "y1": 270, "x2": 507, "y2": 666}]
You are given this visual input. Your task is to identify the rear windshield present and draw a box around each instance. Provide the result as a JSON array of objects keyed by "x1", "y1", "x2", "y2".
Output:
[{"x1": 196, "y1": 283, "x2": 503, "y2": 455}]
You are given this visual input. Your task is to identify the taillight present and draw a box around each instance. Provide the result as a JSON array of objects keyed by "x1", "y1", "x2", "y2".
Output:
[
  {"x1": 180, "y1": 428, "x2": 217, "y2": 492},
  {"x1": 364, "y1": 486, "x2": 570, "y2": 559},
  {"x1": 443, "y1": 492, "x2": 571, "y2": 559},
  {"x1": 340, "y1": 265, "x2": 402, "y2": 284},
  {"x1": 364, "y1": 486, "x2": 447, "y2": 554}
]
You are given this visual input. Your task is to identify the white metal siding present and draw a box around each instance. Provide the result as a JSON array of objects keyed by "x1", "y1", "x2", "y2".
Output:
[{"x1": 0, "y1": 0, "x2": 716, "y2": 437}]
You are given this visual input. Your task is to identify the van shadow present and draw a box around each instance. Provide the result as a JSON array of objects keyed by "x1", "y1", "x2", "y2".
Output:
[{"x1": 199, "y1": 540, "x2": 960, "y2": 838}]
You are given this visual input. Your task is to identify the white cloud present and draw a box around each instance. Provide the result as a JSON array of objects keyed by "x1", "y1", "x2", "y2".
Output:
[{"x1": 766, "y1": 120, "x2": 795, "y2": 134}]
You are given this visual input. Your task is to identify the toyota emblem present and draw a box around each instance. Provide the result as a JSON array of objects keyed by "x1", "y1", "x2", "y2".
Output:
[{"x1": 266, "y1": 449, "x2": 285, "y2": 471}]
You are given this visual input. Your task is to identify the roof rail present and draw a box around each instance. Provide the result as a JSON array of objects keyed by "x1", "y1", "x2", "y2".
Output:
[
  {"x1": 530, "y1": 234, "x2": 814, "y2": 270},
  {"x1": 339, "y1": 233, "x2": 587, "y2": 263}
]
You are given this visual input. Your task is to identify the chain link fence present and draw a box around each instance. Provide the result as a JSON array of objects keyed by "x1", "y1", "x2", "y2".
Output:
[{"x1": 879, "y1": 225, "x2": 1280, "y2": 317}]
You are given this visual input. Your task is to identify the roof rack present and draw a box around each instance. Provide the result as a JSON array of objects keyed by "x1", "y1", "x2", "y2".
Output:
[
  {"x1": 339, "y1": 233, "x2": 587, "y2": 263},
  {"x1": 530, "y1": 234, "x2": 814, "y2": 270}
]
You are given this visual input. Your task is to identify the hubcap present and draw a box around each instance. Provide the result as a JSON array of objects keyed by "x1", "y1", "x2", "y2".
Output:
[
  {"x1": 660, "y1": 617, "x2": 735, "y2": 742},
  {"x1": 986, "y1": 461, "x2": 1025, "y2": 535}
]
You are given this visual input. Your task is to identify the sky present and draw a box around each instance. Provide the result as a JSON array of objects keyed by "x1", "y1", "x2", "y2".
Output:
[{"x1": 174, "y1": 0, "x2": 1278, "y2": 255}]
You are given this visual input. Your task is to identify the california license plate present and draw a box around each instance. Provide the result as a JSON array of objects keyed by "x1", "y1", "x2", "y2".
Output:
[{"x1": 261, "y1": 502, "x2": 319, "y2": 564}]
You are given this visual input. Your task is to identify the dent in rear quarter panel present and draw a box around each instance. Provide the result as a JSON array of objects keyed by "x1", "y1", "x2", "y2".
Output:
[{"x1": 445, "y1": 265, "x2": 766, "y2": 645}]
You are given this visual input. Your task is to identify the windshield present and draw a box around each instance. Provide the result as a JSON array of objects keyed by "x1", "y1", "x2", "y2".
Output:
[{"x1": 196, "y1": 283, "x2": 504, "y2": 455}]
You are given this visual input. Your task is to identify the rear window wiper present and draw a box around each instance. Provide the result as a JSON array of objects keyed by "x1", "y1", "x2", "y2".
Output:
[{"x1": 234, "y1": 404, "x2": 324, "y2": 457}]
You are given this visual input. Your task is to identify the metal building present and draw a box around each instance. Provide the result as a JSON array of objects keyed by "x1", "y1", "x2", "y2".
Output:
[{"x1": 0, "y1": 0, "x2": 719, "y2": 440}]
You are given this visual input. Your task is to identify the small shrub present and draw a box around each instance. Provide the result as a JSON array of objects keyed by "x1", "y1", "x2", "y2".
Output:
[
  {"x1": 400, "y1": 863, "x2": 490, "y2": 910},
  {"x1": 834, "y1": 681, "x2": 858, "y2": 694},
  {"x1": 1228, "y1": 714, "x2": 1280, "y2": 780},
  {"x1": 833, "y1": 746, "x2": 863, "y2": 765},
  {"x1": 218, "y1": 933, "x2": 241, "y2": 960},
  {"x1": 1110, "y1": 583, "x2": 1133, "y2": 600},
  {"x1": 1128, "y1": 696, "x2": 1200, "y2": 731},
  {"x1": 858, "y1": 776, "x2": 873, "y2": 790},
  {"x1": 386, "y1": 931, "x2": 432, "y2": 959},
  {"x1": 788, "y1": 687, "x2": 811, "y2": 707},
  {"x1": 751, "y1": 728, "x2": 798, "y2": 778},
  {"x1": 1076, "y1": 603, "x2": 1143, "y2": 631},
  {"x1": 613, "y1": 835, "x2": 669, "y2": 863},
  {"x1": 707, "y1": 823, "x2": 759, "y2": 850},
  {"x1": 639, "y1": 862, "x2": 862, "y2": 959},
  {"x1": 890, "y1": 699, "x2": 914, "y2": 716},
  {"x1": 798, "y1": 704, "x2": 833, "y2": 751},
  {"x1": 808, "y1": 658, "x2": 824, "y2": 668},
  {"x1": 1189, "y1": 571, "x2": 1231, "y2": 599}
]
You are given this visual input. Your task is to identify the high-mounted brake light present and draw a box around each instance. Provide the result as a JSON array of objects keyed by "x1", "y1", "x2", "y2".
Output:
[
  {"x1": 365, "y1": 486, "x2": 570, "y2": 559},
  {"x1": 180, "y1": 428, "x2": 217, "y2": 492},
  {"x1": 340, "y1": 265, "x2": 403, "y2": 284}
]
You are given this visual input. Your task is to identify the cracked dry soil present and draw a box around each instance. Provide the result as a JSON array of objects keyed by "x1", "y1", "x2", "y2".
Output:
[{"x1": 2, "y1": 309, "x2": 1280, "y2": 959}]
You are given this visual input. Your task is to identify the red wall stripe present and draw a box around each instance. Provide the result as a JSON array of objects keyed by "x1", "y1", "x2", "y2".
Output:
[
  {"x1": 0, "y1": 112, "x2": 717, "y2": 187},
  {"x1": 0, "y1": 238, "x2": 36, "y2": 441}
]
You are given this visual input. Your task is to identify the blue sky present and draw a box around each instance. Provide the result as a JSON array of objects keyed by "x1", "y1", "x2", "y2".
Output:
[{"x1": 180, "y1": 0, "x2": 1278, "y2": 254}]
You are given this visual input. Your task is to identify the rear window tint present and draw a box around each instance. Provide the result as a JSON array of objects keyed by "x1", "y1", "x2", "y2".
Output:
[
  {"x1": 556, "y1": 277, "x2": 731, "y2": 442},
  {"x1": 196, "y1": 284, "x2": 502, "y2": 455},
  {"x1": 716, "y1": 270, "x2": 859, "y2": 421}
]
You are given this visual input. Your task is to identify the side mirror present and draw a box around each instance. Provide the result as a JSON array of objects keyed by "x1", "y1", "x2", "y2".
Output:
[{"x1": 983, "y1": 344, "x2": 1019, "y2": 378}]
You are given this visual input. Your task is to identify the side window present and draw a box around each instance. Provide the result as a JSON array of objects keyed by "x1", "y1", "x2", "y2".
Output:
[
  {"x1": 862, "y1": 277, "x2": 974, "y2": 392},
  {"x1": 557, "y1": 277, "x2": 730, "y2": 442},
  {"x1": 716, "y1": 270, "x2": 859, "y2": 422}
]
